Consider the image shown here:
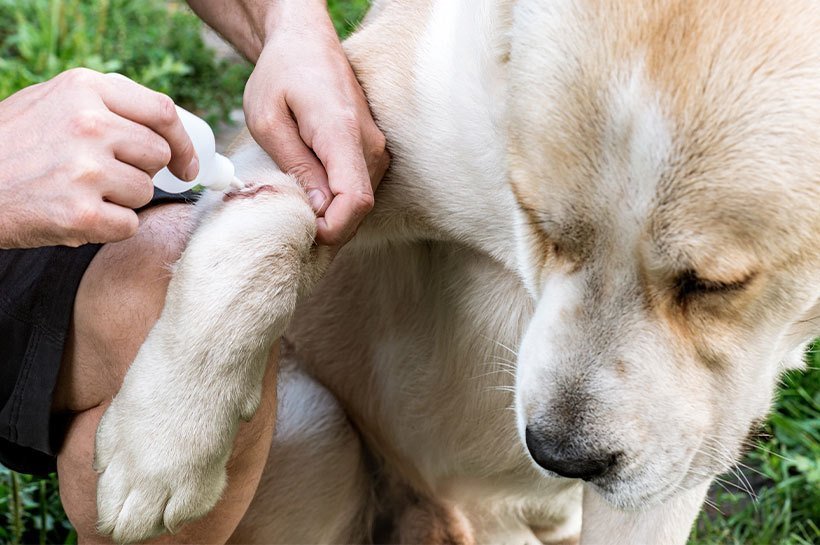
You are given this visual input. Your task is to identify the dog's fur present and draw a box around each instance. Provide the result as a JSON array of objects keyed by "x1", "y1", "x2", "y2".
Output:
[{"x1": 93, "y1": 0, "x2": 820, "y2": 543}]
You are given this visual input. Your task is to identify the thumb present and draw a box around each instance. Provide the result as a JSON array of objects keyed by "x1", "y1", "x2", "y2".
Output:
[{"x1": 247, "y1": 103, "x2": 332, "y2": 215}]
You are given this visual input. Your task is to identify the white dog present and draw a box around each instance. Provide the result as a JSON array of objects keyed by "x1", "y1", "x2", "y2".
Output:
[{"x1": 94, "y1": 0, "x2": 820, "y2": 543}]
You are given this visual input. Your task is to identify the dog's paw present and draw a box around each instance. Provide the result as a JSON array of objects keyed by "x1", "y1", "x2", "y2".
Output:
[
  {"x1": 93, "y1": 346, "x2": 238, "y2": 543},
  {"x1": 94, "y1": 393, "x2": 231, "y2": 543},
  {"x1": 95, "y1": 438, "x2": 227, "y2": 543}
]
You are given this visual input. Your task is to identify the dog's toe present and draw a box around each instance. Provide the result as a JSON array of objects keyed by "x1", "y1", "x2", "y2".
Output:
[
  {"x1": 111, "y1": 487, "x2": 168, "y2": 544},
  {"x1": 96, "y1": 451, "x2": 227, "y2": 544},
  {"x1": 163, "y1": 467, "x2": 228, "y2": 534}
]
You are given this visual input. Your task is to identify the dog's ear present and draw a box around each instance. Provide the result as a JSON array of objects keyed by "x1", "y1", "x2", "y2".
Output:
[{"x1": 780, "y1": 299, "x2": 820, "y2": 371}]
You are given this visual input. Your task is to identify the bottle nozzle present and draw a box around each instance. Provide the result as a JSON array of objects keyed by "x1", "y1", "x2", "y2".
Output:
[{"x1": 205, "y1": 153, "x2": 237, "y2": 192}]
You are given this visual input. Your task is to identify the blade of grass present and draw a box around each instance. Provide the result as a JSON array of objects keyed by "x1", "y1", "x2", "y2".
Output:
[{"x1": 10, "y1": 470, "x2": 22, "y2": 545}]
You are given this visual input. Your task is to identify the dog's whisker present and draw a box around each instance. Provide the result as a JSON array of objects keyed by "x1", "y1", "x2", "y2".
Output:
[
  {"x1": 694, "y1": 450, "x2": 734, "y2": 478},
  {"x1": 729, "y1": 459, "x2": 767, "y2": 481},
  {"x1": 672, "y1": 479, "x2": 724, "y2": 514},
  {"x1": 482, "y1": 336, "x2": 520, "y2": 358},
  {"x1": 702, "y1": 496, "x2": 722, "y2": 514},
  {"x1": 471, "y1": 368, "x2": 517, "y2": 381},
  {"x1": 487, "y1": 385, "x2": 517, "y2": 394},
  {"x1": 483, "y1": 357, "x2": 518, "y2": 369},
  {"x1": 697, "y1": 443, "x2": 759, "y2": 502},
  {"x1": 751, "y1": 444, "x2": 796, "y2": 465},
  {"x1": 703, "y1": 432, "x2": 794, "y2": 469},
  {"x1": 691, "y1": 468, "x2": 749, "y2": 498}
]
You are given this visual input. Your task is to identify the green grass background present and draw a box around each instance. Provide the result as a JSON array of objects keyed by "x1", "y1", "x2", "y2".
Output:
[{"x1": 1, "y1": 1, "x2": 818, "y2": 544}]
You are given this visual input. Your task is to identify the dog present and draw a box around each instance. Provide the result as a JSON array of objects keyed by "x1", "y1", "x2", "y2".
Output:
[{"x1": 93, "y1": 0, "x2": 820, "y2": 542}]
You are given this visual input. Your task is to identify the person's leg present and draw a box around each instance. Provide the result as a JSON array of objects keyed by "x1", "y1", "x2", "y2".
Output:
[{"x1": 52, "y1": 204, "x2": 279, "y2": 544}]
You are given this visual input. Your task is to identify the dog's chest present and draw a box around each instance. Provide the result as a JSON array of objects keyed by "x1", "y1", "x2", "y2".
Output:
[
  {"x1": 294, "y1": 243, "x2": 569, "y2": 505},
  {"x1": 363, "y1": 244, "x2": 583, "y2": 533}
]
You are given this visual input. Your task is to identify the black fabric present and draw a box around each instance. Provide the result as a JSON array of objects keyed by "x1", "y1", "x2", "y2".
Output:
[{"x1": 0, "y1": 189, "x2": 196, "y2": 475}]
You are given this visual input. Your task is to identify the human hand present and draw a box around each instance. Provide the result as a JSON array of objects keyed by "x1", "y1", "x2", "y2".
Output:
[
  {"x1": 0, "y1": 68, "x2": 197, "y2": 249},
  {"x1": 243, "y1": 0, "x2": 389, "y2": 247}
]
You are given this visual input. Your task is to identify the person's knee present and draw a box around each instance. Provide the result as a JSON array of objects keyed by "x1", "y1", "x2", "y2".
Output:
[{"x1": 54, "y1": 203, "x2": 196, "y2": 412}]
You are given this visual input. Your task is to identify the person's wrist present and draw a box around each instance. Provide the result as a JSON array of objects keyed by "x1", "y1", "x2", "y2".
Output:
[{"x1": 262, "y1": 0, "x2": 335, "y2": 49}]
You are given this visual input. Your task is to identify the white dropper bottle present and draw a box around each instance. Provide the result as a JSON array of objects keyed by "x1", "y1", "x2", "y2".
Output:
[{"x1": 153, "y1": 106, "x2": 243, "y2": 193}]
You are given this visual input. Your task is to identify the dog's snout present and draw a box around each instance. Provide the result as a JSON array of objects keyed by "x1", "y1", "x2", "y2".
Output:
[{"x1": 525, "y1": 426, "x2": 621, "y2": 481}]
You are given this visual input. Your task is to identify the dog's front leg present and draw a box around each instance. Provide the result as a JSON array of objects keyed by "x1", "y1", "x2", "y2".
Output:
[
  {"x1": 93, "y1": 173, "x2": 328, "y2": 544},
  {"x1": 580, "y1": 482, "x2": 709, "y2": 545}
]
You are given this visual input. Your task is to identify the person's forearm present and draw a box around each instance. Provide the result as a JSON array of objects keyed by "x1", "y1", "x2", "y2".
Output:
[{"x1": 186, "y1": 0, "x2": 332, "y2": 62}]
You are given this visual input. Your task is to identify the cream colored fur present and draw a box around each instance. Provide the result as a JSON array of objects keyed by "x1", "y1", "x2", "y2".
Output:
[{"x1": 94, "y1": 0, "x2": 820, "y2": 543}]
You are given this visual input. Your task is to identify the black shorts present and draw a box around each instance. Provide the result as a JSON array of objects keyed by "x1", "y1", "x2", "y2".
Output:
[{"x1": 0, "y1": 189, "x2": 196, "y2": 476}]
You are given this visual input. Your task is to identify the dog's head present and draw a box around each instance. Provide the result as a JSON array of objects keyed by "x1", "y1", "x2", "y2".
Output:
[{"x1": 506, "y1": 0, "x2": 820, "y2": 508}]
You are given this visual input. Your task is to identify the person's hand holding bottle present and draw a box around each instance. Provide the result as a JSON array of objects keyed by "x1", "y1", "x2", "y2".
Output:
[{"x1": 0, "y1": 69, "x2": 197, "y2": 249}]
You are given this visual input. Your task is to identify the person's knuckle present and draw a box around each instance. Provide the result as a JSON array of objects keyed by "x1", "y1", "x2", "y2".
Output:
[
  {"x1": 374, "y1": 129, "x2": 387, "y2": 153},
  {"x1": 148, "y1": 135, "x2": 173, "y2": 167},
  {"x1": 124, "y1": 172, "x2": 154, "y2": 206},
  {"x1": 62, "y1": 237, "x2": 86, "y2": 249},
  {"x1": 68, "y1": 201, "x2": 102, "y2": 233},
  {"x1": 176, "y1": 134, "x2": 195, "y2": 162},
  {"x1": 115, "y1": 213, "x2": 140, "y2": 240},
  {"x1": 154, "y1": 93, "x2": 177, "y2": 127},
  {"x1": 334, "y1": 108, "x2": 360, "y2": 133},
  {"x1": 69, "y1": 109, "x2": 106, "y2": 138},
  {"x1": 137, "y1": 175, "x2": 155, "y2": 205},
  {"x1": 322, "y1": 229, "x2": 348, "y2": 247},
  {"x1": 286, "y1": 162, "x2": 319, "y2": 184},
  {"x1": 62, "y1": 67, "x2": 98, "y2": 86},
  {"x1": 248, "y1": 107, "x2": 280, "y2": 138},
  {"x1": 57, "y1": 226, "x2": 91, "y2": 247},
  {"x1": 367, "y1": 128, "x2": 387, "y2": 158},
  {"x1": 314, "y1": 122, "x2": 361, "y2": 154},
  {"x1": 160, "y1": 141, "x2": 174, "y2": 167},
  {"x1": 352, "y1": 190, "x2": 375, "y2": 214},
  {"x1": 68, "y1": 156, "x2": 104, "y2": 183}
]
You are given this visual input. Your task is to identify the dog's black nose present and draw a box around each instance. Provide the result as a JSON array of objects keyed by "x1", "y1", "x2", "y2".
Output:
[{"x1": 525, "y1": 427, "x2": 621, "y2": 481}]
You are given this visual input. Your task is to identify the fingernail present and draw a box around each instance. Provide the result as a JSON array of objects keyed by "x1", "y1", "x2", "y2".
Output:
[
  {"x1": 184, "y1": 156, "x2": 199, "y2": 181},
  {"x1": 308, "y1": 189, "x2": 326, "y2": 212}
]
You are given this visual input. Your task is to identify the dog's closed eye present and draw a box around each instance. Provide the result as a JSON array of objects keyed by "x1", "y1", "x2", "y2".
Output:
[{"x1": 675, "y1": 270, "x2": 755, "y2": 304}]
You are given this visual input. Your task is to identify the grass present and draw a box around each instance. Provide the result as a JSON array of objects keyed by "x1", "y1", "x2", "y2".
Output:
[
  {"x1": 328, "y1": 0, "x2": 372, "y2": 37},
  {"x1": 2, "y1": 1, "x2": 818, "y2": 544},
  {"x1": 0, "y1": 472, "x2": 73, "y2": 545},
  {"x1": 0, "y1": 0, "x2": 252, "y2": 125},
  {"x1": 690, "y1": 344, "x2": 820, "y2": 545}
]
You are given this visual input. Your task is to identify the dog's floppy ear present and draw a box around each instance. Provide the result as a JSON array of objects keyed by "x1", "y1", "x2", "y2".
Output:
[{"x1": 780, "y1": 299, "x2": 820, "y2": 371}]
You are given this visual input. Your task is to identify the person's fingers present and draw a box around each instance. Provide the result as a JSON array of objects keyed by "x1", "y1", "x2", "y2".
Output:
[
  {"x1": 91, "y1": 201, "x2": 141, "y2": 243},
  {"x1": 316, "y1": 193, "x2": 372, "y2": 246},
  {"x1": 64, "y1": 198, "x2": 140, "y2": 245},
  {"x1": 246, "y1": 97, "x2": 332, "y2": 215},
  {"x1": 361, "y1": 121, "x2": 391, "y2": 187},
  {"x1": 96, "y1": 160, "x2": 155, "y2": 210},
  {"x1": 109, "y1": 117, "x2": 172, "y2": 177},
  {"x1": 96, "y1": 73, "x2": 198, "y2": 182},
  {"x1": 311, "y1": 123, "x2": 374, "y2": 246}
]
